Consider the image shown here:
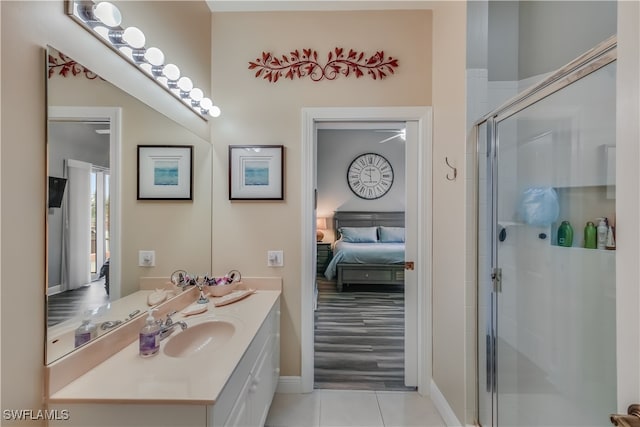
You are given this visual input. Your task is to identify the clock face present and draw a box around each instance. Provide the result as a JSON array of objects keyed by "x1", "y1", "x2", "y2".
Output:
[{"x1": 347, "y1": 153, "x2": 394, "y2": 200}]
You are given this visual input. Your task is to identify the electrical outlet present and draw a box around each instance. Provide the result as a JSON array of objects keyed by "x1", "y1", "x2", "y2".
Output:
[
  {"x1": 267, "y1": 250, "x2": 284, "y2": 267},
  {"x1": 138, "y1": 250, "x2": 155, "y2": 267}
]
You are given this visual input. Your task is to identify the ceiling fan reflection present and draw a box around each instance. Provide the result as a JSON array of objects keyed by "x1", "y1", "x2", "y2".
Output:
[{"x1": 375, "y1": 129, "x2": 406, "y2": 143}]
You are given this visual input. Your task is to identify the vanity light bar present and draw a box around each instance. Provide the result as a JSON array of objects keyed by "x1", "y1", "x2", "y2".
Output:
[{"x1": 67, "y1": 0, "x2": 221, "y2": 119}]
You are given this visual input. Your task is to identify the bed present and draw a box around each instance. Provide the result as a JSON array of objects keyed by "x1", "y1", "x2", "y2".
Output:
[{"x1": 323, "y1": 211, "x2": 406, "y2": 292}]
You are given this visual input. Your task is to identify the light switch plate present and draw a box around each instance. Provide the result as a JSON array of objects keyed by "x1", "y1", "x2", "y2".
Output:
[
  {"x1": 138, "y1": 250, "x2": 155, "y2": 267},
  {"x1": 267, "y1": 250, "x2": 284, "y2": 267}
]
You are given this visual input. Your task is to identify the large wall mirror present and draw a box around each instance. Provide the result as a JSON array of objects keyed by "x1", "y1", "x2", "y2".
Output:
[{"x1": 45, "y1": 45, "x2": 211, "y2": 364}]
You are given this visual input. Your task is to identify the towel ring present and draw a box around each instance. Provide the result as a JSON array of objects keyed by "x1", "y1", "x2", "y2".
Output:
[{"x1": 445, "y1": 157, "x2": 457, "y2": 181}]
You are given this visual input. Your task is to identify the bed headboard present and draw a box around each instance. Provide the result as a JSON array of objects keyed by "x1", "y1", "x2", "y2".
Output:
[{"x1": 333, "y1": 211, "x2": 404, "y2": 239}]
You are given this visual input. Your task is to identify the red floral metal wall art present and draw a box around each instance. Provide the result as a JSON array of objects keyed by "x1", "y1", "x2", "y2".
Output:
[
  {"x1": 48, "y1": 49, "x2": 100, "y2": 80},
  {"x1": 248, "y1": 47, "x2": 399, "y2": 83}
]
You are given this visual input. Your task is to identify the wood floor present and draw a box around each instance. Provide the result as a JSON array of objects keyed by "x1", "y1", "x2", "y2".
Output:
[
  {"x1": 314, "y1": 280, "x2": 416, "y2": 392},
  {"x1": 47, "y1": 281, "x2": 109, "y2": 327}
]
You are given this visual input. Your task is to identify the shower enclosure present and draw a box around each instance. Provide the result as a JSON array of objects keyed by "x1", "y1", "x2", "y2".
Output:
[{"x1": 475, "y1": 37, "x2": 617, "y2": 427}]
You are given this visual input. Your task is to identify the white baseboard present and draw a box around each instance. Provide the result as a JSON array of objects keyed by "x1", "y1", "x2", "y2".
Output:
[
  {"x1": 48, "y1": 285, "x2": 62, "y2": 296},
  {"x1": 430, "y1": 380, "x2": 463, "y2": 427},
  {"x1": 276, "y1": 376, "x2": 304, "y2": 394}
]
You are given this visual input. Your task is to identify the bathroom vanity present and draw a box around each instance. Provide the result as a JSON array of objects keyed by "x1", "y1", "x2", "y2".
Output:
[{"x1": 47, "y1": 280, "x2": 281, "y2": 427}]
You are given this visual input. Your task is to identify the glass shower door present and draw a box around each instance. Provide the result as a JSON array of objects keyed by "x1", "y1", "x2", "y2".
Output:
[{"x1": 494, "y1": 60, "x2": 617, "y2": 426}]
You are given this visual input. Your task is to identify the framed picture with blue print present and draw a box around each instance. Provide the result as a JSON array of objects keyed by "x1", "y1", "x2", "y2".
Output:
[
  {"x1": 229, "y1": 145, "x2": 284, "y2": 200},
  {"x1": 137, "y1": 145, "x2": 193, "y2": 200}
]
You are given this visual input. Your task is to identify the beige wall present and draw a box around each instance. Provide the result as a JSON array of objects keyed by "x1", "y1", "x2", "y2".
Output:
[
  {"x1": 1, "y1": 1, "x2": 211, "y2": 423},
  {"x1": 430, "y1": 2, "x2": 469, "y2": 422},
  {"x1": 210, "y1": 9, "x2": 433, "y2": 379}
]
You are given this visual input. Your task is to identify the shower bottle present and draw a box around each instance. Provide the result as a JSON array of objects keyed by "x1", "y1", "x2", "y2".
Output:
[
  {"x1": 584, "y1": 222, "x2": 597, "y2": 249},
  {"x1": 557, "y1": 221, "x2": 573, "y2": 247}
]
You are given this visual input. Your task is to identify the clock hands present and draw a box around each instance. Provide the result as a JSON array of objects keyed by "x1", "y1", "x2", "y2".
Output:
[{"x1": 363, "y1": 167, "x2": 378, "y2": 184}]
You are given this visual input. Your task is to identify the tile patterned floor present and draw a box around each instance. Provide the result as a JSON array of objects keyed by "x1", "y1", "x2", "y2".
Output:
[{"x1": 265, "y1": 390, "x2": 446, "y2": 427}]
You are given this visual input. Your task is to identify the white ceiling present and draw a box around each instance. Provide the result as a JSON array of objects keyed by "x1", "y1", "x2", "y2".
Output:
[{"x1": 206, "y1": 0, "x2": 434, "y2": 13}]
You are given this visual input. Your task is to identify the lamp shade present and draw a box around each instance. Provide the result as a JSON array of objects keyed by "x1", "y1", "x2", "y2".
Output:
[
  {"x1": 316, "y1": 217, "x2": 327, "y2": 241},
  {"x1": 316, "y1": 217, "x2": 327, "y2": 230}
]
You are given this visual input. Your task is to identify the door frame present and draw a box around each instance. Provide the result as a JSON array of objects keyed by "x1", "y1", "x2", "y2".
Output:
[
  {"x1": 48, "y1": 106, "x2": 122, "y2": 300},
  {"x1": 300, "y1": 106, "x2": 433, "y2": 394}
]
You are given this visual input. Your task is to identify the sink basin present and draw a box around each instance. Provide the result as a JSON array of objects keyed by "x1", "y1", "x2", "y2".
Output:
[{"x1": 163, "y1": 320, "x2": 236, "y2": 358}]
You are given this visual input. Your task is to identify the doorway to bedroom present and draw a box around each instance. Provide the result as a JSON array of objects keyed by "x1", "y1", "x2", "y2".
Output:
[
  {"x1": 315, "y1": 125, "x2": 411, "y2": 390},
  {"x1": 300, "y1": 106, "x2": 432, "y2": 394}
]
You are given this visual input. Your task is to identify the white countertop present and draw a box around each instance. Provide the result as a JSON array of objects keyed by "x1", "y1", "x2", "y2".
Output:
[{"x1": 48, "y1": 289, "x2": 280, "y2": 405}]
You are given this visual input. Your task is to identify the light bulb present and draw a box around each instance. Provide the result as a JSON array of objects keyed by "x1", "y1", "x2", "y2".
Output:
[
  {"x1": 177, "y1": 77, "x2": 193, "y2": 92},
  {"x1": 119, "y1": 46, "x2": 134, "y2": 60},
  {"x1": 190, "y1": 88, "x2": 204, "y2": 102},
  {"x1": 93, "y1": 26, "x2": 110, "y2": 41},
  {"x1": 139, "y1": 63, "x2": 153, "y2": 75},
  {"x1": 200, "y1": 98, "x2": 213, "y2": 110},
  {"x1": 122, "y1": 27, "x2": 145, "y2": 49},
  {"x1": 93, "y1": 2, "x2": 122, "y2": 27},
  {"x1": 209, "y1": 106, "x2": 221, "y2": 118},
  {"x1": 144, "y1": 47, "x2": 164, "y2": 66},
  {"x1": 163, "y1": 64, "x2": 180, "y2": 81}
]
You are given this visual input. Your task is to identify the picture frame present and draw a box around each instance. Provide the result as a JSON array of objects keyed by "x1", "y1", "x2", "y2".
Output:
[
  {"x1": 137, "y1": 145, "x2": 193, "y2": 200},
  {"x1": 229, "y1": 145, "x2": 284, "y2": 200}
]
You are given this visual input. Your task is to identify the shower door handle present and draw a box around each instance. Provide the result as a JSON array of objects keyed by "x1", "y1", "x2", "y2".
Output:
[{"x1": 491, "y1": 268, "x2": 502, "y2": 293}]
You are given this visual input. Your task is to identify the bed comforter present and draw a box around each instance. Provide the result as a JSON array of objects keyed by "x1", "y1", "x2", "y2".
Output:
[{"x1": 323, "y1": 240, "x2": 405, "y2": 280}]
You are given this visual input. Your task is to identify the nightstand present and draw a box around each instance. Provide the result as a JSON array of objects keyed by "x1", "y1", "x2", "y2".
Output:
[{"x1": 316, "y1": 242, "x2": 332, "y2": 276}]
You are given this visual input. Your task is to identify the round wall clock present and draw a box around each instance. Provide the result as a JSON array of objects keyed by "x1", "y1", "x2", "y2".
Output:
[{"x1": 347, "y1": 153, "x2": 394, "y2": 200}]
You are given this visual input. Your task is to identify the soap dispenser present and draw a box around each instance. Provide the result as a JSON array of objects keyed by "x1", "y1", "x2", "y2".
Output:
[
  {"x1": 597, "y1": 218, "x2": 608, "y2": 250},
  {"x1": 139, "y1": 308, "x2": 160, "y2": 357},
  {"x1": 74, "y1": 311, "x2": 97, "y2": 348}
]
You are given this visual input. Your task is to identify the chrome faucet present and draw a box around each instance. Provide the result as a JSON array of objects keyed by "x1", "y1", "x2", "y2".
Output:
[
  {"x1": 159, "y1": 311, "x2": 187, "y2": 340},
  {"x1": 100, "y1": 320, "x2": 122, "y2": 330}
]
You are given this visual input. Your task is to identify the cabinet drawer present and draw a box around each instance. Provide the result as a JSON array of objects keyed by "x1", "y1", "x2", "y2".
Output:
[
  {"x1": 342, "y1": 268, "x2": 392, "y2": 282},
  {"x1": 317, "y1": 246, "x2": 331, "y2": 256},
  {"x1": 316, "y1": 243, "x2": 332, "y2": 275}
]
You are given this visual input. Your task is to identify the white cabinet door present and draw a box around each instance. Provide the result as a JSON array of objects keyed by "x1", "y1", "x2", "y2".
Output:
[
  {"x1": 250, "y1": 337, "x2": 276, "y2": 426},
  {"x1": 224, "y1": 374, "x2": 252, "y2": 427}
]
